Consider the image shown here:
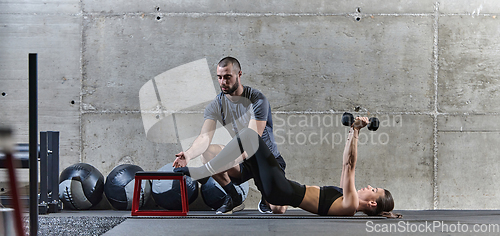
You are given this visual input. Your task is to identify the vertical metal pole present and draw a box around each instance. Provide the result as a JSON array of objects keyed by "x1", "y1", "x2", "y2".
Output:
[
  {"x1": 47, "y1": 131, "x2": 53, "y2": 201},
  {"x1": 49, "y1": 131, "x2": 60, "y2": 203},
  {"x1": 29, "y1": 53, "x2": 38, "y2": 235},
  {"x1": 39, "y1": 132, "x2": 48, "y2": 204}
]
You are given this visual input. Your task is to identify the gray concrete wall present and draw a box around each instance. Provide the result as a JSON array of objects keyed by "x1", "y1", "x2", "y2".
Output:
[{"x1": 1, "y1": 0, "x2": 499, "y2": 211}]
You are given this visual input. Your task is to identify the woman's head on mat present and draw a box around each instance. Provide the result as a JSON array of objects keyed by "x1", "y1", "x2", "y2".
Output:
[{"x1": 357, "y1": 185, "x2": 394, "y2": 216}]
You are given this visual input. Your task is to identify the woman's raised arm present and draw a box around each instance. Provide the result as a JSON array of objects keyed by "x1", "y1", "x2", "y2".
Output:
[{"x1": 339, "y1": 117, "x2": 369, "y2": 211}]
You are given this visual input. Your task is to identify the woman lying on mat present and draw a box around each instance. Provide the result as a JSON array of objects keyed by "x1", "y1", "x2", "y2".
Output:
[{"x1": 175, "y1": 117, "x2": 401, "y2": 218}]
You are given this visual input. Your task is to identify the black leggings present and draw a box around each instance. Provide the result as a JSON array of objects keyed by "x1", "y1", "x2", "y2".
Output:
[{"x1": 239, "y1": 129, "x2": 306, "y2": 207}]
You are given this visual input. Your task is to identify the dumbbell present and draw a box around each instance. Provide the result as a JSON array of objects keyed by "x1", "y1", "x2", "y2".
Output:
[{"x1": 341, "y1": 112, "x2": 379, "y2": 131}]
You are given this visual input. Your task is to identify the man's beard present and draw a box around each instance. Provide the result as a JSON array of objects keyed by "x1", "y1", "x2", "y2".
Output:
[{"x1": 221, "y1": 79, "x2": 239, "y2": 95}]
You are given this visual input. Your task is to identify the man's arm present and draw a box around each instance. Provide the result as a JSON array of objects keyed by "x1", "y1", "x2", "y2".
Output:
[
  {"x1": 248, "y1": 119, "x2": 266, "y2": 136},
  {"x1": 173, "y1": 119, "x2": 217, "y2": 167}
]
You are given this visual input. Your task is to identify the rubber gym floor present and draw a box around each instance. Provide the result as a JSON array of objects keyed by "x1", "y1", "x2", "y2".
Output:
[{"x1": 30, "y1": 209, "x2": 500, "y2": 236}]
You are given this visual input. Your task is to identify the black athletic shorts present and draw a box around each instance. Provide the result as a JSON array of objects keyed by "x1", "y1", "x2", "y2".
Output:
[{"x1": 231, "y1": 154, "x2": 286, "y2": 185}]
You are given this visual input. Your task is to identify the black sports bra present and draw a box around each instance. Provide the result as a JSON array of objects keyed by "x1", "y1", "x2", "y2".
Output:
[{"x1": 318, "y1": 186, "x2": 343, "y2": 216}]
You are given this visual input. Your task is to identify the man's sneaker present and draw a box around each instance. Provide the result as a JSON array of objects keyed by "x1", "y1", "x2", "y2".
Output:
[
  {"x1": 215, "y1": 195, "x2": 245, "y2": 215},
  {"x1": 258, "y1": 198, "x2": 273, "y2": 214}
]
